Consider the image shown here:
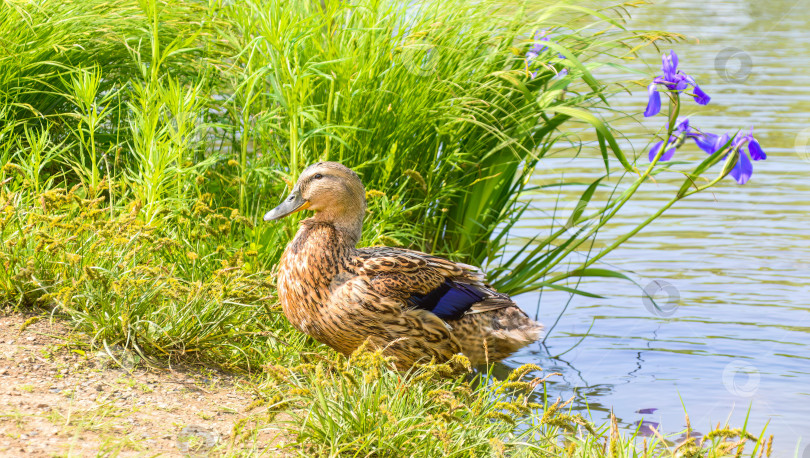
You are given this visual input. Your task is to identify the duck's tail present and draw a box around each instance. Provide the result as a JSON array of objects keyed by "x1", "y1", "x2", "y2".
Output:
[{"x1": 452, "y1": 304, "x2": 543, "y2": 365}]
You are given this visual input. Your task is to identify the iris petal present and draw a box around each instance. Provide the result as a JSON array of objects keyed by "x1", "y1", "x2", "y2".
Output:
[
  {"x1": 716, "y1": 133, "x2": 731, "y2": 153},
  {"x1": 644, "y1": 83, "x2": 661, "y2": 117},
  {"x1": 529, "y1": 33, "x2": 549, "y2": 55},
  {"x1": 669, "y1": 51, "x2": 678, "y2": 73},
  {"x1": 662, "y1": 51, "x2": 678, "y2": 80},
  {"x1": 694, "y1": 133, "x2": 720, "y2": 154},
  {"x1": 648, "y1": 140, "x2": 664, "y2": 162},
  {"x1": 660, "y1": 146, "x2": 677, "y2": 162},
  {"x1": 675, "y1": 118, "x2": 690, "y2": 134},
  {"x1": 749, "y1": 138, "x2": 766, "y2": 160},
  {"x1": 692, "y1": 84, "x2": 711, "y2": 105},
  {"x1": 730, "y1": 150, "x2": 753, "y2": 184}
]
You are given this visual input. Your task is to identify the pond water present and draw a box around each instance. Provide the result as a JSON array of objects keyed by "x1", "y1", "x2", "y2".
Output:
[{"x1": 504, "y1": 0, "x2": 810, "y2": 454}]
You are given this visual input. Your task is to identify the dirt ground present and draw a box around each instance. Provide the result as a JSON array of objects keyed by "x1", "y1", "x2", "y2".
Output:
[{"x1": 0, "y1": 312, "x2": 289, "y2": 457}]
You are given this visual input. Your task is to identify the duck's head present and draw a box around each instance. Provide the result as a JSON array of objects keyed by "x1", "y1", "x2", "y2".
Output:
[{"x1": 264, "y1": 162, "x2": 366, "y2": 233}]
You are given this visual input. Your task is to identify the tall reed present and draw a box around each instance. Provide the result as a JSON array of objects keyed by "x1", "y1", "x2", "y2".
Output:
[{"x1": 212, "y1": 0, "x2": 663, "y2": 287}]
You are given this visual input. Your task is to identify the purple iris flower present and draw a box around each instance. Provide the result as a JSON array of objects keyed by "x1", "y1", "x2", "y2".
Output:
[
  {"x1": 644, "y1": 51, "x2": 711, "y2": 117},
  {"x1": 693, "y1": 132, "x2": 730, "y2": 155},
  {"x1": 694, "y1": 127, "x2": 766, "y2": 184},
  {"x1": 648, "y1": 118, "x2": 700, "y2": 162},
  {"x1": 526, "y1": 32, "x2": 567, "y2": 79},
  {"x1": 526, "y1": 34, "x2": 550, "y2": 64},
  {"x1": 735, "y1": 127, "x2": 766, "y2": 161}
]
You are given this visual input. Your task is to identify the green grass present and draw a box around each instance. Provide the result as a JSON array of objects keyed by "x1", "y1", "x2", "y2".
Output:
[{"x1": 0, "y1": 0, "x2": 773, "y2": 455}]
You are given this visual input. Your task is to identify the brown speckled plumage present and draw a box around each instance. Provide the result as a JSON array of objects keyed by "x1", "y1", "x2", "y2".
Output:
[{"x1": 266, "y1": 162, "x2": 543, "y2": 369}]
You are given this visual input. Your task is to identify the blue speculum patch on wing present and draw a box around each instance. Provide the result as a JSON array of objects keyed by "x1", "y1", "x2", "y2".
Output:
[{"x1": 407, "y1": 280, "x2": 486, "y2": 320}]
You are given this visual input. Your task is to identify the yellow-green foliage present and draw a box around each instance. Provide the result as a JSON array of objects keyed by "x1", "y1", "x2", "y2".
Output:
[
  {"x1": 0, "y1": 184, "x2": 294, "y2": 369},
  {"x1": 241, "y1": 345, "x2": 772, "y2": 457},
  {"x1": 0, "y1": 0, "x2": 772, "y2": 456},
  {"x1": 0, "y1": 172, "x2": 771, "y2": 458}
]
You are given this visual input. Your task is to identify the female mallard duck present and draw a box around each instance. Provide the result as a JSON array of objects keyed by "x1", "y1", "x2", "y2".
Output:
[{"x1": 265, "y1": 162, "x2": 542, "y2": 369}]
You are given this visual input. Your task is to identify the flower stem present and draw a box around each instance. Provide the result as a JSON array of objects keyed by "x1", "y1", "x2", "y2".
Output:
[{"x1": 536, "y1": 96, "x2": 681, "y2": 281}]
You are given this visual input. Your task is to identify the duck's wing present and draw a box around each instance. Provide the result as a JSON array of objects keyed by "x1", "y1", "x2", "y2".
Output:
[{"x1": 350, "y1": 247, "x2": 516, "y2": 321}]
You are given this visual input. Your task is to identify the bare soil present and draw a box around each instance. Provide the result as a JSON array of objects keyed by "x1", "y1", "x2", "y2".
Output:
[{"x1": 0, "y1": 312, "x2": 289, "y2": 457}]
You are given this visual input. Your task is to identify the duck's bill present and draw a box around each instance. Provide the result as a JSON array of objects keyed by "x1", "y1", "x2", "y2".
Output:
[{"x1": 264, "y1": 190, "x2": 310, "y2": 221}]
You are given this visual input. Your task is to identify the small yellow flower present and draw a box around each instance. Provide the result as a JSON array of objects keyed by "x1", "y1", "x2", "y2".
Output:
[
  {"x1": 403, "y1": 169, "x2": 427, "y2": 192},
  {"x1": 187, "y1": 252, "x2": 199, "y2": 261},
  {"x1": 365, "y1": 190, "x2": 385, "y2": 199},
  {"x1": 1, "y1": 163, "x2": 23, "y2": 176},
  {"x1": 65, "y1": 253, "x2": 82, "y2": 265}
]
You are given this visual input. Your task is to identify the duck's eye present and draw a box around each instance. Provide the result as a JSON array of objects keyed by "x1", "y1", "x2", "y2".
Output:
[{"x1": 313, "y1": 173, "x2": 323, "y2": 180}]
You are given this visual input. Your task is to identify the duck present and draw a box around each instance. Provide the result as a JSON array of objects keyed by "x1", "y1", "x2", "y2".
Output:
[{"x1": 264, "y1": 162, "x2": 542, "y2": 369}]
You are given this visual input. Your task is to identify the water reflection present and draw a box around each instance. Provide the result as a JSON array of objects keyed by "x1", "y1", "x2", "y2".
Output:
[{"x1": 504, "y1": 0, "x2": 810, "y2": 454}]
